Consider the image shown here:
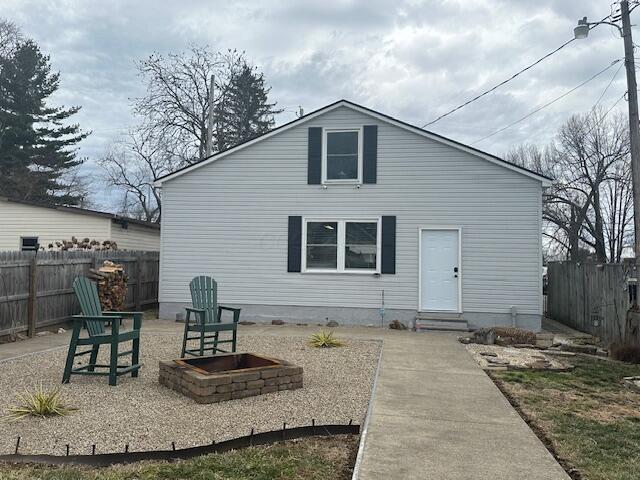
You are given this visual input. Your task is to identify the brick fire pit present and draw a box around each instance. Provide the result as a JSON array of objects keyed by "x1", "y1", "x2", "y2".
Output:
[{"x1": 159, "y1": 353, "x2": 303, "y2": 404}]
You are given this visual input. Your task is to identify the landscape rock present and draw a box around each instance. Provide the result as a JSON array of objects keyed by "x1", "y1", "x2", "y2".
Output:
[
  {"x1": 238, "y1": 321, "x2": 256, "y2": 325},
  {"x1": 559, "y1": 343, "x2": 598, "y2": 355},
  {"x1": 389, "y1": 320, "x2": 407, "y2": 330},
  {"x1": 525, "y1": 359, "x2": 551, "y2": 369},
  {"x1": 535, "y1": 333, "x2": 554, "y2": 348},
  {"x1": 486, "y1": 357, "x2": 510, "y2": 366},
  {"x1": 35, "y1": 331, "x2": 52, "y2": 336},
  {"x1": 472, "y1": 328, "x2": 497, "y2": 345},
  {"x1": 57, "y1": 328, "x2": 66, "y2": 334},
  {"x1": 326, "y1": 320, "x2": 339, "y2": 327},
  {"x1": 541, "y1": 349, "x2": 576, "y2": 357},
  {"x1": 622, "y1": 376, "x2": 640, "y2": 391},
  {"x1": 271, "y1": 319, "x2": 285, "y2": 325},
  {"x1": 467, "y1": 344, "x2": 571, "y2": 371}
]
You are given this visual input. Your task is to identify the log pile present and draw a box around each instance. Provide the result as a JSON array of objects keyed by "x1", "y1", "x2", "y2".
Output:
[{"x1": 89, "y1": 261, "x2": 128, "y2": 311}]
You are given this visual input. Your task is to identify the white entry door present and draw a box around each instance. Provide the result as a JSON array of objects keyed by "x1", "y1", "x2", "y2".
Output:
[{"x1": 420, "y1": 229, "x2": 460, "y2": 311}]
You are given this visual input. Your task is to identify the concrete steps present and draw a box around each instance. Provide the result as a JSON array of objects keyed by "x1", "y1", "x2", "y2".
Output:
[{"x1": 415, "y1": 312, "x2": 469, "y2": 332}]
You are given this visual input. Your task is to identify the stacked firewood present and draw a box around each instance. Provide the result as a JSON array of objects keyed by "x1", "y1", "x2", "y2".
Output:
[{"x1": 89, "y1": 261, "x2": 128, "y2": 311}]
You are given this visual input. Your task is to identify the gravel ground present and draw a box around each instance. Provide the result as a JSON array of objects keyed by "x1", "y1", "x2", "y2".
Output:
[
  {"x1": 465, "y1": 343, "x2": 569, "y2": 370},
  {"x1": 0, "y1": 333, "x2": 380, "y2": 455}
]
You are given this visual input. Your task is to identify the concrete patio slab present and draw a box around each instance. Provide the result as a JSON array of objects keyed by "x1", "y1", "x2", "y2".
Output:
[
  {"x1": 359, "y1": 412, "x2": 568, "y2": 480},
  {"x1": 354, "y1": 330, "x2": 570, "y2": 480},
  {"x1": 373, "y1": 370, "x2": 524, "y2": 426}
]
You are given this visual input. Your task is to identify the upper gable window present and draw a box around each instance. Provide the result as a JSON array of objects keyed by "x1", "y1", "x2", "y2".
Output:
[{"x1": 323, "y1": 128, "x2": 362, "y2": 183}]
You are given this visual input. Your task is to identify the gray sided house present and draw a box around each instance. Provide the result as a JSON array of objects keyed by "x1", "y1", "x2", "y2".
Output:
[{"x1": 156, "y1": 100, "x2": 551, "y2": 331}]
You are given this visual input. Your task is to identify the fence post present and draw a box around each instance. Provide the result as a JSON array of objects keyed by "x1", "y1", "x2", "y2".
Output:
[
  {"x1": 135, "y1": 253, "x2": 142, "y2": 311},
  {"x1": 27, "y1": 257, "x2": 37, "y2": 337}
]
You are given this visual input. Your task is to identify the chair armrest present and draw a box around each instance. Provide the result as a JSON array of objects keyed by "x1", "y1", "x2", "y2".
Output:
[
  {"x1": 103, "y1": 311, "x2": 143, "y2": 329},
  {"x1": 219, "y1": 306, "x2": 241, "y2": 312},
  {"x1": 103, "y1": 311, "x2": 143, "y2": 318},
  {"x1": 71, "y1": 314, "x2": 123, "y2": 334},
  {"x1": 218, "y1": 305, "x2": 241, "y2": 323},
  {"x1": 72, "y1": 315, "x2": 123, "y2": 322}
]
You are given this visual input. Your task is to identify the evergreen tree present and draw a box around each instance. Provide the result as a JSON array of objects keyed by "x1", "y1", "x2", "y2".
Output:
[
  {"x1": 0, "y1": 40, "x2": 88, "y2": 205},
  {"x1": 220, "y1": 63, "x2": 282, "y2": 150}
]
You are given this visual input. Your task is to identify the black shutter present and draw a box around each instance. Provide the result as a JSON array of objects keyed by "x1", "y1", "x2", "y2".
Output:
[
  {"x1": 308, "y1": 127, "x2": 322, "y2": 184},
  {"x1": 363, "y1": 125, "x2": 378, "y2": 184},
  {"x1": 288, "y1": 216, "x2": 302, "y2": 272},
  {"x1": 381, "y1": 216, "x2": 396, "y2": 274}
]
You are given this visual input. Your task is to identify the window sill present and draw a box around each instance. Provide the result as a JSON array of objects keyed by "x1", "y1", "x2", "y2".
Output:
[{"x1": 321, "y1": 180, "x2": 361, "y2": 186}]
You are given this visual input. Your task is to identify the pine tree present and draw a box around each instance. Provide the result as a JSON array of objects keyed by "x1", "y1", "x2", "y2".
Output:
[
  {"x1": 219, "y1": 64, "x2": 282, "y2": 150},
  {"x1": 0, "y1": 40, "x2": 88, "y2": 205}
]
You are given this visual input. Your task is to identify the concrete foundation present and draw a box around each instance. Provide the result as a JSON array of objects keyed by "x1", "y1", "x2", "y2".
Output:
[{"x1": 159, "y1": 302, "x2": 542, "y2": 331}]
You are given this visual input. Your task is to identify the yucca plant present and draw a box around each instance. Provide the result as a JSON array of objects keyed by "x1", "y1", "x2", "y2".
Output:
[
  {"x1": 308, "y1": 330, "x2": 344, "y2": 348},
  {"x1": 7, "y1": 385, "x2": 77, "y2": 420}
]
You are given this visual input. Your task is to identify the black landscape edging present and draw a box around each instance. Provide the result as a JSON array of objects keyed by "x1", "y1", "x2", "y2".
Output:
[{"x1": 0, "y1": 422, "x2": 360, "y2": 467}]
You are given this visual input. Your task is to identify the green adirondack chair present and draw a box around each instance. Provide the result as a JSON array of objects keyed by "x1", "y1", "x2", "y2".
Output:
[
  {"x1": 181, "y1": 276, "x2": 241, "y2": 357},
  {"x1": 62, "y1": 277, "x2": 142, "y2": 386}
]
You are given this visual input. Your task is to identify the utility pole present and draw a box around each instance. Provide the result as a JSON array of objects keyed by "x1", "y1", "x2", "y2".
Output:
[
  {"x1": 621, "y1": 0, "x2": 640, "y2": 292},
  {"x1": 575, "y1": 1, "x2": 640, "y2": 303},
  {"x1": 206, "y1": 74, "x2": 215, "y2": 157}
]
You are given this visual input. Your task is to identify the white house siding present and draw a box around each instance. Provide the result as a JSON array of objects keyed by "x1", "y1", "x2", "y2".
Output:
[
  {"x1": 159, "y1": 106, "x2": 543, "y2": 329},
  {"x1": 110, "y1": 223, "x2": 160, "y2": 251},
  {"x1": 0, "y1": 202, "x2": 110, "y2": 251}
]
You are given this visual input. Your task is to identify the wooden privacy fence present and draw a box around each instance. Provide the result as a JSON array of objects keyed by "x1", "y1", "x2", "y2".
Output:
[
  {"x1": 547, "y1": 261, "x2": 639, "y2": 346},
  {"x1": 0, "y1": 250, "x2": 159, "y2": 338}
]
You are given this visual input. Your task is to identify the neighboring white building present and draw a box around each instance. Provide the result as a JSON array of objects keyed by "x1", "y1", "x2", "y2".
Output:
[
  {"x1": 0, "y1": 197, "x2": 160, "y2": 251},
  {"x1": 155, "y1": 100, "x2": 551, "y2": 330}
]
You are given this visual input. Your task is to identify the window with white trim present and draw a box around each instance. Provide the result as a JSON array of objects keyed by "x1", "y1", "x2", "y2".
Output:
[
  {"x1": 322, "y1": 129, "x2": 362, "y2": 183},
  {"x1": 303, "y1": 218, "x2": 380, "y2": 273}
]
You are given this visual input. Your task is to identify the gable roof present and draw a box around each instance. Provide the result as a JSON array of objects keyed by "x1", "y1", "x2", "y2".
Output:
[
  {"x1": 154, "y1": 99, "x2": 552, "y2": 186},
  {"x1": 0, "y1": 196, "x2": 160, "y2": 230}
]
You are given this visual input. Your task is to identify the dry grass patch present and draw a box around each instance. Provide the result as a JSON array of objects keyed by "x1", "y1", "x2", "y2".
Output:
[{"x1": 492, "y1": 357, "x2": 640, "y2": 480}]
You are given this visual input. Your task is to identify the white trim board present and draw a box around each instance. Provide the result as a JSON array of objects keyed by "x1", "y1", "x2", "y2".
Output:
[{"x1": 154, "y1": 100, "x2": 552, "y2": 187}]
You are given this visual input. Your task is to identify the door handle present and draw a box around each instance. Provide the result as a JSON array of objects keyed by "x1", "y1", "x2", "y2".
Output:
[{"x1": 453, "y1": 267, "x2": 458, "y2": 273}]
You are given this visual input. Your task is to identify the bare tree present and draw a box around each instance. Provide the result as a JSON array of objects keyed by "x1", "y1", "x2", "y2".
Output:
[
  {"x1": 99, "y1": 126, "x2": 174, "y2": 223},
  {"x1": 102, "y1": 45, "x2": 281, "y2": 220},
  {"x1": 133, "y1": 45, "x2": 281, "y2": 164},
  {"x1": 507, "y1": 108, "x2": 632, "y2": 263},
  {"x1": 0, "y1": 19, "x2": 22, "y2": 59},
  {"x1": 134, "y1": 46, "x2": 242, "y2": 163},
  {"x1": 58, "y1": 167, "x2": 96, "y2": 209}
]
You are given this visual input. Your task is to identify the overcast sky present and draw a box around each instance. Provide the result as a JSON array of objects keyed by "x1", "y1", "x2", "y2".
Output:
[{"x1": 1, "y1": 0, "x2": 629, "y2": 208}]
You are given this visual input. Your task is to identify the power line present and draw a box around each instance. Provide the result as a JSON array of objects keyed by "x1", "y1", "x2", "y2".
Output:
[
  {"x1": 422, "y1": 37, "x2": 577, "y2": 127},
  {"x1": 471, "y1": 59, "x2": 622, "y2": 145},
  {"x1": 593, "y1": 60, "x2": 624, "y2": 109},
  {"x1": 422, "y1": 12, "x2": 617, "y2": 129},
  {"x1": 587, "y1": 90, "x2": 628, "y2": 134}
]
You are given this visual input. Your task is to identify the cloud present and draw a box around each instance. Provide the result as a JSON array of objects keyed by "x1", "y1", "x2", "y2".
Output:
[{"x1": 1, "y1": 0, "x2": 629, "y2": 205}]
